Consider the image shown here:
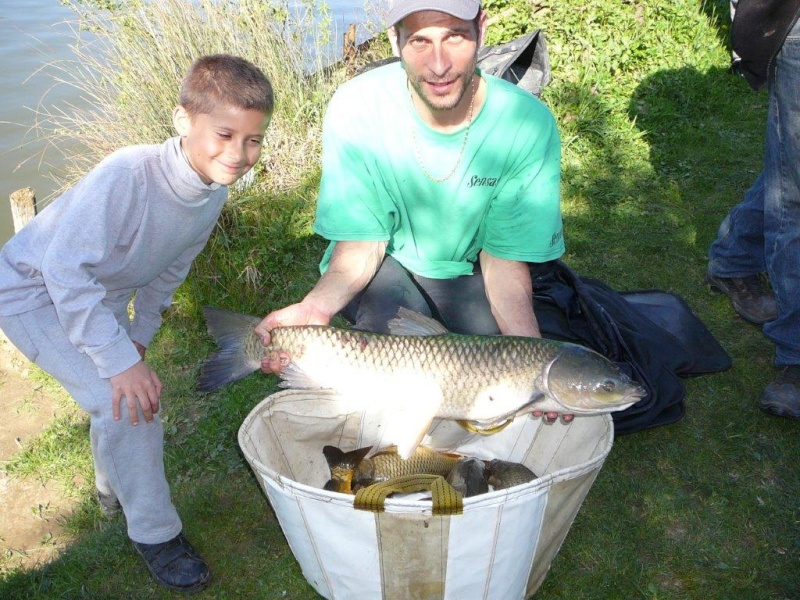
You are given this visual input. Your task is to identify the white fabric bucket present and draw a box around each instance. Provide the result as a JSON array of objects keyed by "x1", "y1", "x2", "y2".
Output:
[{"x1": 238, "y1": 389, "x2": 614, "y2": 599}]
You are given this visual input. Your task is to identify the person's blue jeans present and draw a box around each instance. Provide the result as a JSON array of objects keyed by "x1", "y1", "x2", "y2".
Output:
[{"x1": 708, "y1": 18, "x2": 800, "y2": 366}]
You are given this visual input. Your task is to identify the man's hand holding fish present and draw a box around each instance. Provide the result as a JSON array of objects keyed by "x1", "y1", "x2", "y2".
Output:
[{"x1": 255, "y1": 301, "x2": 329, "y2": 373}]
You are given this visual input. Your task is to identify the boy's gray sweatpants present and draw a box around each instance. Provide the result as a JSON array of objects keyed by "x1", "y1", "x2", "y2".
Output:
[{"x1": 0, "y1": 305, "x2": 182, "y2": 544}]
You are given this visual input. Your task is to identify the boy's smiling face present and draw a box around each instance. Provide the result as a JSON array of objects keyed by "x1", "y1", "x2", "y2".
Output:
[{"x1": 173, "y1": 104, "x2": 271, "y2": 186}]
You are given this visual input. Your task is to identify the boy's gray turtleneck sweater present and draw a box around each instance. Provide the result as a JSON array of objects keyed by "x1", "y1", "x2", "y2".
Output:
[{"x1": 0, "y1": 136, "x2": 228, "y2": 378}]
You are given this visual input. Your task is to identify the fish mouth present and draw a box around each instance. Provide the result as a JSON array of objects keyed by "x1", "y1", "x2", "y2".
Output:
[
  {"x1": 627, "y1": 386, "x2": 647, "y2": 401},
  {"x1": 561, "y1": 387, "x2": 645, "y2": 414},
  {"x1": 553, "y1": 387, "x2": 645, "y2": 415}
]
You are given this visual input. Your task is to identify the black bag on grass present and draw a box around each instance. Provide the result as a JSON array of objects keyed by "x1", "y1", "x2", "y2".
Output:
[
  {"x1": 532, "y1": 261, "x2": 731, "y2": 435},
  {"x1": 476, "y1": 30, "x2": 551, "y2": 97}
]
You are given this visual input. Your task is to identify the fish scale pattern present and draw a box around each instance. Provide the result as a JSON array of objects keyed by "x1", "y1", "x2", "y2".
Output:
[
  {"x1": 199, "y1": 307, "x2": 643, "y2": 426},
  {"x1": 364, "y1": 446, "x2": 461, "y2": 482},
  {"x1": 270, "y1": 326, "x2": 561, "y2": 421}
]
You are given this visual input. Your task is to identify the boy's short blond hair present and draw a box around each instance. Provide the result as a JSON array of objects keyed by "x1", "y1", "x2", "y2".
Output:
[{"x1": 180, "y1": 54, "x2": 274, "y2": 117}]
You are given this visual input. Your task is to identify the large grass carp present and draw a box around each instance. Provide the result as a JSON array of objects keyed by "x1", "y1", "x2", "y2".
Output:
[{"x1": 198, "y1": 307, "x2": 645, "y2": 457}]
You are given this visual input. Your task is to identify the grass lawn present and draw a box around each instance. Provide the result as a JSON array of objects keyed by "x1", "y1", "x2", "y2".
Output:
[{"x1": 1, "y1": 0, "x2": 797, "y2": 598}]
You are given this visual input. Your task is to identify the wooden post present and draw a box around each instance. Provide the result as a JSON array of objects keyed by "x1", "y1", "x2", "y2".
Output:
[
  {"x1": 342, "y1": 23, "x2": 358, "y2": 78},
  {"x1": 3, "y1": 188, "x2": 36, "y2": 348},
  {"x1": 9, "y1": 187, "x2": 36, "y2": 233}
]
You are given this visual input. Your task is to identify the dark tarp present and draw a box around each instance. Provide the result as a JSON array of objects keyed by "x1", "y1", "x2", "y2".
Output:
[{"x1": 533, "y1": 261, "x2": 731, "y2": 434}]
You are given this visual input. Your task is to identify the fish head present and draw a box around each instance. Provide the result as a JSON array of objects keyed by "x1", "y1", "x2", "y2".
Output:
[
  {"x1": 446, "y1": 457, "x2": 489, "y2": 498},
  {"x1": 543, "y1": 345, "x2": 646, "y2": 413},
  {"x1": 486, "y1": 459, "x2": 537, "y2": 489}
]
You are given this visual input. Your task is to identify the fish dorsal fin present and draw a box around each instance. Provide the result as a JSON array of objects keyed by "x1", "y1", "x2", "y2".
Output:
[
  {"x1": 369, "y1": 445, "x2": 398, "y2": 458},
  {"x1": 388, "y1": 307, "x2": 449, "y2": 336}
]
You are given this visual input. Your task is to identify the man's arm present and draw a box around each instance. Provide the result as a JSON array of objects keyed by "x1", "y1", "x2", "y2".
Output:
[
  {"x1": 479, "y1": 250, "x2": 540, "y2": 337},
  {"x1": 301, "y1": 240, "x2": 387, "y2": 322},
  {"x1": 481, "y1": 251, "x2": 575, "y2": 423},
  {"x1": 255, "y1": 240, "x2": 387, "y2": 370}
]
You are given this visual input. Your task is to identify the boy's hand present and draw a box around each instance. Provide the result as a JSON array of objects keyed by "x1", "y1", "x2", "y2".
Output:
[{"x1": 110, "y1": 361, "x2": 163, "y2": 425}]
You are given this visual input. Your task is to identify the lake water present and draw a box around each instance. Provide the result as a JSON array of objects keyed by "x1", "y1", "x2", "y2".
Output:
[{"x1": 0, "y1": 0, "x2": 368, "y2": 246}]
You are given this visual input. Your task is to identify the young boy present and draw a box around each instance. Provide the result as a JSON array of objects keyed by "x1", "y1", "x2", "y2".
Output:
[{"x1": 0, "y1": 54, "x2": 273, "y2": 592}]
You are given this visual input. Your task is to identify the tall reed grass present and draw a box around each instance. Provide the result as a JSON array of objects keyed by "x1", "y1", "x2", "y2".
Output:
[{"x1": 34, "y1": 0, "x2": 357, "y2": 195}]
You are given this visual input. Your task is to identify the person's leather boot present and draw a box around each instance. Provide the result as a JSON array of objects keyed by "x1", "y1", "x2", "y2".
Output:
[
  {"x1": 705, "y1": 272, "x2": 778, "y2": 324},
  {"x1": 133, "y1": 533, "x2": 211, "y2": 593},
  {"x1": 760, "y1": 366, "x2": 800, "y2": 419}
]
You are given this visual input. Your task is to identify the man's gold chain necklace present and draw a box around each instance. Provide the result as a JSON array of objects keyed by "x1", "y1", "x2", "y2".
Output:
[{"x1": 409, "y1": 77, "x2": 477, "y2": 183}]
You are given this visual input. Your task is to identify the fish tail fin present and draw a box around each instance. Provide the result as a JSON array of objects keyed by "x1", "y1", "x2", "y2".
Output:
[
  {"x1": 197, "y1": 307, "x2": 263, "y2": 392},
  {"x1": 323, "y1": 445, "x2": 373, "y2": 494},
  {"x1": 323, "y1": 445, "x2": 372, "y2": 470}
]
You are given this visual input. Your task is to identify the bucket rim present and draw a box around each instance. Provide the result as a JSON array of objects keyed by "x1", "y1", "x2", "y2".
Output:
[{"x1": 238, "y1": 390, "x2": 614, "y2": 513}]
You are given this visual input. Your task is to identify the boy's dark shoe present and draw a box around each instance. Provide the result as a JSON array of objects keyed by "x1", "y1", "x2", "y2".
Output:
[
  {"x1": 760, "y1": 366, "x2": 800, "y2": 419},
  {"x1": 705, "y1": 272, "x2": 777, "y2": 324},
  {"x1": 96, "y1": 490, "x2": 122, "y2": 518},
  {"x1": 133, "y1": 533, "x2": 211, "y2": 593}
]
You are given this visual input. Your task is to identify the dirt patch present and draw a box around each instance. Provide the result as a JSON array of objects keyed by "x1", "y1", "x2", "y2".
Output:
[{"x1": 0, "y1": 335, "x2": 76, "y2": 571}]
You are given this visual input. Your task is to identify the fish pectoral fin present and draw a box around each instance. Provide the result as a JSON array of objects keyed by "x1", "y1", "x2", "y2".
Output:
[
  {"x1": 278, "y1": 362, "x2": 327, "y2": 390},
  {"x1": 524, "y1": 394, "x2": 573, "y2": 415},
  {"x1": 456, "y1": 418, "x2": 514, "y2": 435},
  {"x1": 365, "y1": 403, "x2": 439, "y2": 460}
]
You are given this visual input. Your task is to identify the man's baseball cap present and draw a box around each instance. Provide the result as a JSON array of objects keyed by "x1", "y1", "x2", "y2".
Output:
[{"x1": 387, "y1": 0, "x2": 481, "y2": 27}]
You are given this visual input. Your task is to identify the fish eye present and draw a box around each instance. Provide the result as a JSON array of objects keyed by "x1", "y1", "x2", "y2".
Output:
[{"x1": 600, "y1": 380, "x2": 616, "y2": 393}]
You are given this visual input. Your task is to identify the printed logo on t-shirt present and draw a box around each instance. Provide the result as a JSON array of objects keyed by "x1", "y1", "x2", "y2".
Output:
[
  {"x1": 467, "y1": 175, "x2": 499, "y2": 188},
  {"x1": 549, "y1": 229, "x2": 563, "y2": 247}
]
